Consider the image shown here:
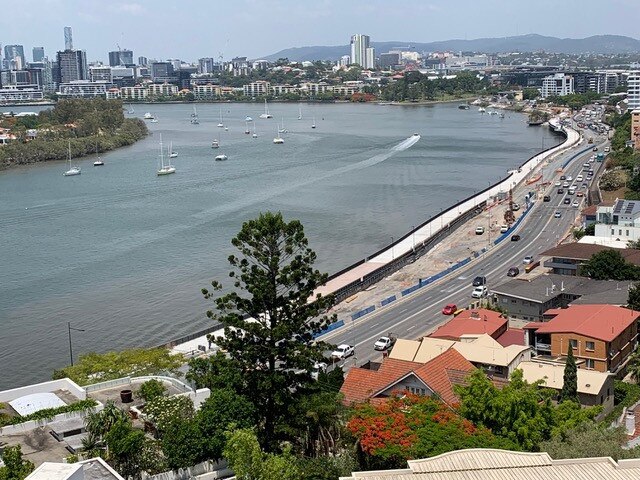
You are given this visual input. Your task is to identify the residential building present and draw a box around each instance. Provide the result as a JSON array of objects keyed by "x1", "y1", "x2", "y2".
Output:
[
  {"x1": 519, "y1": 360, "x2": 614, "y2": 412},
  {"x1": 4, "y1": 44, "x2": 26, "y2": 70},
  {"x1": 342, "y1": 449, "x2": 640, "y2": 480},
  {"x1": 26, "y1": 458, "x2": 125, "y2": 480},
  {"x1": 594, "y1": 198, "x2": 640, "y2": 242},
  {"x1": 523, "y1": 304, "x2": 639, "y2": 374},
  {"x1": 339, "y1": 55, "x2": 351, "y2": 67},
  {"x1": 299, "y1": 82, "x2": 332, "y2": 96},
  {"x1": 147, "y1": 83, "x2": 178, "y2": 97},
  {"x1": 198, "y1": 57, "x2": 216, "y2": 74},
  {"x1": 541, "y1": 73, "x2": 574, "y2": 98},
  {"x1": 191, "y1": 83, "x2": 221, "y2": 99},
  {"x1": 333, "y1": 84, "x2": 362, "y2": 96},
  {"x1": 270, "y1": 84, "x2": 297, "y2": 96},
  {"x1": 632, "y1": 109, "x2": 640, "y2": 150},
  {"x1": 137, "y1": 56, "x2": 148, "y2": 66},
  {"x1": 56, "y1": 49, "x2": 88, "y2": 83},
  {"x1": 252, "y1": 60, "x2": 269, "y2": 70},
  {"x1": 628, "y1": 71, "x2": 640, "y2": 111},
  {"x1": 491, "y1": 274, "x2": 632, "y2": 320},
  {"x1": 231, "y1": 56, "x2": 250, "y2": 76},
  {"x1": 32, "y1": 47, "x2": 45, "y2": 63},
  {"x1": 243, "y1": 80, "x2": 270, "y2": 97},
  {"x1": 89, "y1": 66, "x2": 112, "y2": 83},
  {"x1": 541, "y1": 243, "x2": 640, "y2": 276},
  {"x1": 365, "y1": 47, "x2": 376, "y2": 69},
  {"x1": 119, "y1": 85, "x2": 148, "y2": 100},
  {"x1": 57, "y1": 81, "x2": 110, "y2": 98},
  {"x1": 429, "y1": 309, "x2": 508, "y2": 341},
  {"x1": 350, "y1": 34, "x2": 372, "y2": 69},
  {"x1": 0, "y1": 87, "x2": 43, "y2": 102},
  {"x1": 340, "y1": 348, "x2": 475, "y2": 406}
]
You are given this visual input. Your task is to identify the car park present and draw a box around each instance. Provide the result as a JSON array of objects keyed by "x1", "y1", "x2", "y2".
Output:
[
  {"x1": 507, "y1": 267, "x2": 520, "y2": 277},
  {"x1": 554, "y1": 211, "x2": 562, "y2": 218},
  {"x1": 442, "y1": 303, "x2": 457, "y2": 315},
  {"x1": 311, "y1": 362, "x2": 327, "y2": 381},
  {"x1": 523, "y1": 255, "x2": 534, "y2": 265},
  {"x1": 331, "y1": 344, "x2": 355, "y2": 360},
  {"x1": 564, "y1": 198, "x2": 571, "y2": 204},
  {"x1": 472, "y1": 276, "x2": 487, "y2": 286},
  {"x1": 511, "y1": 234, "x2": 521, "y2": 241},
  {"x1": 475, "y1": 226, "x2": 485, "y2": 235},
  {"x1": 471, "y1": 286, "x2": 488, "y2": 298}
]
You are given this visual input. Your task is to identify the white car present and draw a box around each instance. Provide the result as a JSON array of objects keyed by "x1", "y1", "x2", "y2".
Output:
[
  {"x1": 331, "y1": 344, "x2": 355, "y2": 360},
  {"x1": 374, "y1": 336, "x2": 397, "y2": 351},
  {"x1": 567, "y1": 176, "x2": 573, "y2": 181},
  {"x1": 573, "y1": 200, "x2": 580, "y2": 207},
  {"x1": 554, "y1": 181, "x2": 561, "y2": 187},
  {"x1": 500, "y1": 225, "x2": 509, "y2": 233},
  {"x1": 471, "y1": 286, "x2": 488, "y2": 298},
  {"x1": 523, "y1": 255, "x2": 534, "y2": 265},
  {"x1": 311, "y1": 361, "x2": 327, "y2": 381},
  {"x1": 475, "y1": 226, "x2": 485, "y2": 235}
]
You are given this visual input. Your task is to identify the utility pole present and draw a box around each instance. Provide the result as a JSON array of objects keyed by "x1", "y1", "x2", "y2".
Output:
[{"x1": 67, "y1": 322, "x2": 85, "y2": 366}]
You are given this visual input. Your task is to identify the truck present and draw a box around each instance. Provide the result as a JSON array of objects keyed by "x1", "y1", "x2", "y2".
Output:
[{"x1": 374, "y1": 335, "x2": 397, "y2": 351}]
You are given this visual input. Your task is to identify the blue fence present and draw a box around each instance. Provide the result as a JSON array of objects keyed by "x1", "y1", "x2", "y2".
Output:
[
  {"x1": 313, "y1": 319, "x2": 345, "y2": 338},
  {"x1": 381, "y1": 295, "x2": 397, "y2": 306},
  {"x1": 352, "y1": 305, "x2": 375, "y2": 321},
  {"x1": 562, "y1": 145, "x2": 596, "y2": 169}
]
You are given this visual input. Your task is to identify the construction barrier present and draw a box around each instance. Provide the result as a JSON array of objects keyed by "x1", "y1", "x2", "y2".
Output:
[
  {"x1": 313, "y1": 319, "x2": 345, "y2": 339},
  {"x1": 351, "y1": 305, "x2": 375, "y2": 321},
  {"x1": 380, "y1": 295, "x2": 397, "y2": 306}
]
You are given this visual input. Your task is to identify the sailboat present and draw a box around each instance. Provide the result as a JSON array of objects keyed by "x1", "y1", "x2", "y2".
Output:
[
  {"x1": 211, "y1": 139, "x2": 220, "y2": 149},
  {"x1": 191, "y1": 106, "x2": 199, "y2": 125},
  {"x1": 273, "y1": 127, "x2": 284, "y2": 144},
  {"x1": 157, "y1": 134, "x2": 176, "y2": 176},
  {"x1": 93, "y1": 143, "x2": 104, "y2": 166},
  {"x1": 252, "y1": 121, "x2": 258, "y2": 138},
  {"x1": 127, "y1": 104, "x2": 135, "y2": 114},
  {"x1": 259, "y1": 98, "x2": 272, "y2": 119},
  {"x1": 298, "y1": 105, "x2": 302, "y2": 120},
  {"x1": 311, "y1": 116, "x2": 316, "y2": 129},
  {"x1": 169, "y1": 141, "x2": 178, "y2": 158},
  {"x1": 278, "y1": 117, "x2": 287, "y2": 134},
  {"x1": 217, "y1": 108, "x2": 224, "y2": 128},
  {"x1": 63, "y1": 140, "x2": 81, "y2": 176},
  {"x1": 244, "y1": 121, "x2": 251, "y2": 134}
]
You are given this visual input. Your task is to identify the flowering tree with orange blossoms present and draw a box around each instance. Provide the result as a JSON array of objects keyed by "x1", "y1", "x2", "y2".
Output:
[{"x1": 346, "y1": 393, "x2": 516, "y2": 470}]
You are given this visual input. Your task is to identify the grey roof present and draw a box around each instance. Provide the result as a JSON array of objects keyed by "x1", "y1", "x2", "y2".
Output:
[
  {"x1": 613, "y1": 199, "x2": 640, "y2": 216},
  {"x1": 491, "y1": 274, "x2": 631, "y2": 304}
]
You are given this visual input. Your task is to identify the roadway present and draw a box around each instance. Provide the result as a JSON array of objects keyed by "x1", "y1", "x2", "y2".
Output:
[{"x1": 322, "y1": 128, "x2": 609, "y2": 369}]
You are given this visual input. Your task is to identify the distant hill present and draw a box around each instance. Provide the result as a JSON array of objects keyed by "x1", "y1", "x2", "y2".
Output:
[{"x1": 259, "y1": 34, "x2": 640, "y2": 62}]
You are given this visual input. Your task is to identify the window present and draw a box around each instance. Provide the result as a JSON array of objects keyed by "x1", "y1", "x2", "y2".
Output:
[
  {"x1": 570, "y1": 339, "x2": 578, "y2": 349},
  {"x1": 586, "y1": 358, "x2": 595, "y2": 369},
  {"x1": 406, "y1": 386, "x2": 426, "y2": 395},
  {"x1": 611, "y1": 228, "x2": 615, "y2": 235},
  {"x1": 586, "y1": 341, "x2": 595, "y2": 351}
]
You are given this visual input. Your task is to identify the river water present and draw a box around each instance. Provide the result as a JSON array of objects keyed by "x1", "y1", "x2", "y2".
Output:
[{"x1": 0, "y1": 102, "x2": 558, "y2": 389}]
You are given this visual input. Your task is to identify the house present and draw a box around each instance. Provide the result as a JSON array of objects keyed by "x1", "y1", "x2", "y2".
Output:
[
  {"x1": 429, "y1": 309, "x2": 508, "y2": 341},
  {"x1": 389, "y1": 334, "x2": 531, "y2": 380},
  {"x1": 339, "y1": 348, "x2": 475, "y2": 406},
  {"x1": 582, "y1": 204, "x2": 598, "y2": 226},
  {"x1": 491, "y1": 274, "x2": 632, "y2": 320},
  {"x1": 519, "y1": 360, "x2": 614, "y2": 413},
  {"x1": 523, "y1": 304, "x2": 639, "y2": 374},
  {"x1": 341, "y1": 448, "x2": 640, "y2": 480},
  {"x1": 594, "y1": 199, "x2": 640, "y2": 242},
  {"x1": 26, "y1": 457, "x2": 124, "y2": 480},
  {"x1": 541, "y1": 243, "x2": 640, "y2": 276}
]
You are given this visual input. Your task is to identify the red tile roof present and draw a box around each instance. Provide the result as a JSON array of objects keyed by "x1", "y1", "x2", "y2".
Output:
[
  {"x1": 525, "y1": 304, "x2": 640, "y2": 342},
  {"x1": 495, "y1": 328, "x2": 526, "y2": 347},
  {"x1": 429, "y1": 309, "x2": 507, "y2": 340},
  {"x1": 340, "y1": 349, "x2": 475, "y2": 406}
]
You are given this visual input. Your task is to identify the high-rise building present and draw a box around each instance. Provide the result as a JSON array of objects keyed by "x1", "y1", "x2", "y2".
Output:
[
  {"x1": 138, "y1": 56, "x2": 148, "y2": 67},
  {"x1": 56, "y1": 49, "x2": 88, "y2": 83},
  {"x1": 198, "y1": 57, "x2": 215, "y2": 74},
  {"x1": 4, "y1": 45, "x2": 26, "y2": 70},
  {"x1": 339, "y1": 55, "x2": 350, "y2": 67},
  {"x1": 365, "y1": 47, "x2": 376, "y2": 69},
  {"x1": 64, "y1": 26, "x2": 73, "y2": 50},
  {"x1": 32, "y1": 47, "x2": 45, "y2": 63},
  {"x1": 379, "y1": 52, "x2": 400, "y2": 69},
  {"x1": 541, "y1": 73, "x2": 574, "y2": 98},
  {"x1": 350, "y1": 34, "x2": 372, "y2": 69},
  {"x1": 628, "y1": 72, "x2": 640, "y2": 111},
  {"x1": 108, "y1": 49, "x2": 134, "y2": 66},
  {"x1": 150, "y1": 61, "x2": 176, "y2": 83}
]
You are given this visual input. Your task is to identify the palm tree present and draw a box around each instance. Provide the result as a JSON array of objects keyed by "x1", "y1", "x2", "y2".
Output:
[
  {"x1": 84, "y1": 400, "x2": 127, "y2": 438},
  {"x1": 80, "y1": 432, "x2": 103, "y2": 459}
]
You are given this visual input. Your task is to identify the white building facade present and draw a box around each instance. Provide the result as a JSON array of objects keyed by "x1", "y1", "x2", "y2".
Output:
[
  {"x1": 541, "y1": 73, "x2": 574, "y2": 98},
  {"x1": 594, "y1": 198, "x2": 640, "y2": 242},
  {"x1": 350, "y1": 34, "x2": 374, "y2": 69},
  {"x1": 628, "y1": 71, "x2": 640, "y2": 111}
]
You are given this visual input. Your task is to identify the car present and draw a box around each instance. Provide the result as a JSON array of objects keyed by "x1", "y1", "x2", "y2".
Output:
[
  {"x1": 507, "y1": 267, "x2": 520, "y2": 277},
  {"x1": 511, "y1": 234, "x2": 521, "y2": 241},
  {"x1": 500, "y1": 224, "x2": 509, "y2": 233},
  {"x1": 593, "y1": 146, "x2": 598, "y2": 151},
  {"x1": 576, "y1": 192, "x2": 584, "y2": 197},
  {"x1": 567, "y1": 176, "x2": 573, "y2": 181},
  {"x1": 442, "y1": 303, "x2": 457, "y2": 315},
  {"x1": 572, "y1": 200, "x2": 580, "y2": 207},
  {"x1": 471, "y1": 286, "x2": 488, "y2": 298},
  {"x1": 564, "y1": 198, "x2": 571, "y2": 204},
  {"x1": 557, "y1": 188, "x2": 564, "y2": 194},
  {"x1": 374, "y1": 336, "x2": 397, "y2": 351},
  {"x1": 560, "y1": 175, "x2": 566, "y2": 180},
  {"x1": 543, "y1": 195, "x2": 551, "y2": 202},
  {"x1": 310, "y1": 361, "x2": 327, "y2": 381},
  {"x1": 472, "y1": 276, "x2": 487, "y2": 286},
  {"x1": 475, "y1": 226, "x2": 485, "y2": 235},
  {"x1": 563, "y1": 182, "x2": 570, "y2": 188},
  {"x1": 583, "y1": 162, "x2": 590, "y2": 168},
  {"x1": 331, "y1": 344, "x2": 355, "y2": 360},
  {"x1": 512, "y1": 203, "x2": 520, "y2": 211},
  {"x1": 523, "y1": 255, "x2": 534, "y2": 265},
  {"x1": 554, "y1": 181, "x2": 561, "y2": 187},
  {"x1": 576, "y1": 175, "x2": 583, "y2": 181},
  {"x1": 604, "y1": 146, "x2": 610, "y2": 152},
  {"x1": 554, "y1": 211, "x2": 562, "y2": 218}
]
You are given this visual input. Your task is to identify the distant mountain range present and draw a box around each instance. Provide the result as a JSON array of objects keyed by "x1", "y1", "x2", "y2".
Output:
[{"x1": 260, "y1": 34, "x2": 640, "y2": 62}]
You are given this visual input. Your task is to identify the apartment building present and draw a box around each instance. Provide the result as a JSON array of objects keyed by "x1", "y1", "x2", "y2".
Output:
[
  {"x1": 243, "y1": 80, "x2": 270, "y2": 97},
  {"x1": 147, "y1": 83, "x2": 178, "y2": 97},
  {"x1": 541, "y1": 73, "x2": 574, "y2": 98},
  {"x1": 120, "y1": 85, "x2": 148, "y2": 100}
]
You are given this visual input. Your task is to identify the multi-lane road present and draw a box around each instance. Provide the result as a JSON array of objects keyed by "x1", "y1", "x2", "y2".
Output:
[{"x1": 323, "y1": 129, "x2": 609, "y2": 369}]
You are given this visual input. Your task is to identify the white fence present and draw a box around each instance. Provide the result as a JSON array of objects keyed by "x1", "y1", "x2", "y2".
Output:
[
  {"x1": 84, "y1": 376, "x2": 192, "y2": 394},
  {"x1": 141, "y1": 460, "x2": 233, "y2": 480},
  {"x1": 0, "y1": 378, "x2": 86, "y2": 402}
]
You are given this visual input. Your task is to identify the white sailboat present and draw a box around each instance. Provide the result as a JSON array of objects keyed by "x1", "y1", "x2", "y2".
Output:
[
  {"x1": 63, "y1": 140, "x2": 81, "y2": 176},
  {"x1": 245, "y1": 115, "x2": 253, "y2": 122},
  {"x1": 298, "y1": 105, "x2": 302, "y2": 120},
  {"x1": 259, "y1": 99, "x2": 272, "y2": 119},
  {"x1": 217, "y1": 108, "x2": 224, "y2": 128},
  {"x1": 278, "y1": 117, "x2": 287, "y2": 134},
  {"x1": 127, "y1": 104, "x2": 135, "y2": 114},
  {"x1": 211, "y1": 139, "x2": 220, "y2": 148},
  {"x1": 252, "y1": 121, "x2": 258, "y2": 138},
  {"x1": 191, "y1": 106, "x2": 199, "y2": 124},
  {"x1": 157, "y1": 134, "x2": 176, "y2": 176},
  {"x1": 93, "y1": 143, "x2": 104, "y2": 166},
  {"x1": 273, "y1": 127, "x2": 284, "y2": 144},
  {"x1": 169, "y1": 141, "x2": 178, "y2": 158},
  {"x1": 311, "y1": 116, "x2": 316, "y2": 129},
  {"x1": 245, "y1": 121, "x2": 251, "y2": 134}
]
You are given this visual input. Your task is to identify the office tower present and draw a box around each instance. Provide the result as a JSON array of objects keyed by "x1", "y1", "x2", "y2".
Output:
[
  {"x1": 365, "y1": 47, "x2": 375, "y2": 69},
  {"x1": 350, "y1": 34, "x2": 371, "y2": 69},
  {"x1": 108, "y1": 49, "x2": 134, "y2": 66},
  {"x1": 32, "y1": 47, "x2": 45, "y2": 63},
  {"x1": 198, "y1": 57, "x2": 216, "y2": 74},
  {"x1": 628, "y1": 72, "x2": 640, "y2": 111},
  {"x1": 4, "y1": 44, "x2": 26, "y2": 70},
  {"x1": 56, "y1": 49, "x2": 88, "y2": 83},
  {"x1": 138, "y1": 56, "x2": 148, "y2": 66},
  {"x1": 64, "y1": 26, "x2": 73, "y2": 50}
]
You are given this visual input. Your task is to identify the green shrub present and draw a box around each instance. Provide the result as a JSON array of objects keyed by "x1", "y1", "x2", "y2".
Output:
[{"x1": 138, "y1": 379, "x2": 167, "y2": 402}]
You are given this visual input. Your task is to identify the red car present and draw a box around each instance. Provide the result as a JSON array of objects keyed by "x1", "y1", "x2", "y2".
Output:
[{"x1": 442, "y1": 303, "x2": 457, "y2": 315}]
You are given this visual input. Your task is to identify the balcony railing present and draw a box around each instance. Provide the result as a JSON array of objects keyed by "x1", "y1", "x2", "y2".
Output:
[{"x1": 535, "y1": 342, "x2": 551, "y2": 351}]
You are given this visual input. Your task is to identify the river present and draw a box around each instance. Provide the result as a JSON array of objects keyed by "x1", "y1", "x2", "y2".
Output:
[{"x1": 0, "y1": 102, "x2": 559, "y2": 389}]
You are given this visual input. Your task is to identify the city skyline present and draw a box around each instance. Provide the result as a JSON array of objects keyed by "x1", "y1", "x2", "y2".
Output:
[{"x1": 1, "y1": 0, "x2": 639, "y2": 63}]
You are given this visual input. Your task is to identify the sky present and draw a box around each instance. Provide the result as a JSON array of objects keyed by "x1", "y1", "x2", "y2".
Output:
[{"x1": 1, "y1": 0, "x2": 639, "y2": 63}]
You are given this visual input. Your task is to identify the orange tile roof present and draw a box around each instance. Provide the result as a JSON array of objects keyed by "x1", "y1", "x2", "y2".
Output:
[
  {"x1": 340, "y1": 349, "x2": 475, "y2": 406},
  {"x1": 527, "y1": 304, "x2": 640, "y2": 342},
  {"x1": 429, "y1": 309, "x2": 507, "y2": 340}
]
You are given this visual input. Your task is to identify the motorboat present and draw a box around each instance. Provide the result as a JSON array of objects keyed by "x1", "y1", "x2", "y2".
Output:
[
  {"x1": 458, "y1": 104, "x2": 470, "y2": 110},
  {"x1": 211, "y1": 140, "x2": 220, "y2": 148},
  {"x1": 144, "y1": 112, "x2": 154, "y2": 120},
  {"x1": 215, "y1": 154, "x2": 228, "y2": 161},
  {"x1": 245, "y1": 116, "x2": 253, "y2": 122}
]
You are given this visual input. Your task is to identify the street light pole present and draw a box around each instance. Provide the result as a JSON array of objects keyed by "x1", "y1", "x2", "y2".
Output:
[
  {"x1": 67, "y1": 322, "x2": 85, "y2": 366},
  {"x1": 390, "y1": 236, "x2": 394, "y2": 260},
  {"x1": 411, "y1": 225, "x2": 415, "y2": 250}
]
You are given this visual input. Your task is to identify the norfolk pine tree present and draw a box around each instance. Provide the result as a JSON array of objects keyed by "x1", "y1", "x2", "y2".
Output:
[{"x1": 201, "y1": 212, "x2": 336, "y2": 450}]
